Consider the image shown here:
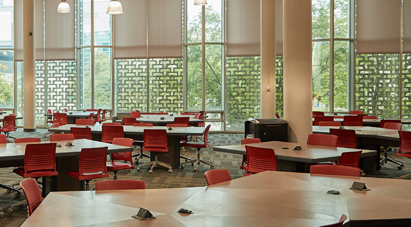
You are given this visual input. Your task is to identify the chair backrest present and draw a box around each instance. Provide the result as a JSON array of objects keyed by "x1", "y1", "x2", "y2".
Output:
[
  {"x1": 20, "y1": 178, "x2": 43, "y2": 216},
  {"x1": 133, "y1": 123, "x2": 154, "y2": 127},
  {"x1": 383, "y1": 122, "x2": 402, "y2": 130},
  {"x1": 245, "y1": 146, "x2": 277, "y2": 174},
  {"x1": 349, "y1": 110, "x2": 363, "y2": 115},
  {"x1": 379, "y1": 119, "x2": 401, "y2": 128},
  {"x1": 202, "y1": 124, "x2": 211, "y2": 147},
  {"x1": 14, "y1": 137, "x2": 41, "y2": 143},
  {"x1": 52, "y1": 113, "x2": 67, "y2": 125},
  {"x1": 143, "y1": 129, "x2": 168, "y2": 152},
  {"x1": 0, "y1": 134, "x2": 6, "y2": 143},
  {"x1": 96, "y1": 109, "x2": 102, "y2": 121},
  {"x1": 312, "y1": 111, "x2": 325, "y2": 117},
  {"x1": 76, "y1": 119, "x2": 95, "y2": 126},
  {"x1": 181, "y1": 112, "x2": 195, "y2": 115},
  {"x1": 343, "y1": 115, "x2": 363, "y2": 126},
  {"x1": 71, "y1": 127, "x2": 92, "y2": 140},
  {"x1": 123, "y1": 117, "x2": 138, "y2": 125},
  {"x1": 63, "y1": 108, "x2": 68, "y2": 112},
  {"x1": 79, "y1": 147, "x2": 108, "y2": 177},
  {"x1": 166, "y1": 124, "x2": 188, "y2": 127},
  {"x1": 101, "y1": 126, "x2": 124, "y2": 143},
  {"x1": 3, "y1": 115, "x2": 16, "y2": 130},
  {"x1": 310, "y1": 165, "x2": 360, "y2": 177},
  {"x1": 102, "y1": 122, "x2": 122, "y2": 126},
  {"x1": 102, "y1": 110, "x2": 107, "y2": 121},
  {"x1": 204, "y1": 169, "x2": 231, "y2": 185},
  {"x1": 88, "y1": 113, "x2": 95, "y2": 119},
  {"x1": 130, "y1": 111, "x2": 141, "y2": 118},
  {"x1": 24, "y1": 143, "x2": 57, "y2": 174},
  {"x1": 195, "y1": 111, "x2": 205, "y2": 120},
  {"x1": 314, "y1": 116, "x2": 334, "y2": 126},
  {"x1": 173, "y1": 117, "x2": 190, "y2": 126},
  {"x1": 50, "y1": 133, "x2": 75, "y2": 142},
  {"x1": 47, "y1": 109, "x2": 52, "y2": 114},
  {"x1": 318, "y1": 121, "x2": 341, "y2": 127},
  {"x1": 337, "y1": 151, "x2": 362, "y2": 168},
  {"x1": 241, "y1": 138, "x2": 261, "y2": 145},
  {"x1": 110, "y1": 138, "x2": 134, "y2": 165},
  {"x1": 95, "y1": 180, "x2": 146, "y2": 191},
  {"x1": 307, "y1": 134, "x2": 338, "y2": 147},
  {"x1": 399, "y1": 131, "x2": 411, "y2": 153},
  {"x1": 319, "y1": 214, "x2": 347, "y2": 227},
  {"x1": 329, "y1": 129, "x2": 357, "y2": 148}
]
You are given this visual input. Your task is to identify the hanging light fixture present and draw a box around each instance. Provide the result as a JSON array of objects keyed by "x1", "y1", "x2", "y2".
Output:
[
  {"x1": 194, "y1": 0, "x2": 207, "y2": 6},
  {"x1": 57, "y1": 0, "x2": 70, "y2": 13},
  {"x1": 107, "y1": 0, "x2": 124, "y2": 14}
]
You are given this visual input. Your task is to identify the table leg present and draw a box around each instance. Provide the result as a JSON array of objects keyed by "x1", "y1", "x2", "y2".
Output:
[{"x1": 151, "y1": 135, "x2": 180, "y2": 169}]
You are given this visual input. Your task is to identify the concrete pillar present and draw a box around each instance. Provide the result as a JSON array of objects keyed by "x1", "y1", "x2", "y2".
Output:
[
  {"x1": 283, "y1": 0, "x2": 312, "y2": 143},
  {"x1": 23, "y1": 0, "x2": 36, "y2": 132},
  {"x1": 260, "y1": 0, "x2": 276, "y2": 119}
]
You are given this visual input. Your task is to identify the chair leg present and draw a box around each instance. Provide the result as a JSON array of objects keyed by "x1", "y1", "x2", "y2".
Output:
[
  {"x1": 137, "y1": 154, "x2": 172, "y2": 174},
  {"x1": 85, "y1": 180, "x2": 90, "y2": 191},
  {"x1": 113, "y1": 171, "x2": 118, "y2": 180},
  {"x1": 380, "y1": 148, "x2": 404, "y2": 170},
  {"x1": 180, "y1": 148, "x2": 214, "y2": 171},
  {"x1": 132, "y1": 149, "x2": 151, "y2": 164}
]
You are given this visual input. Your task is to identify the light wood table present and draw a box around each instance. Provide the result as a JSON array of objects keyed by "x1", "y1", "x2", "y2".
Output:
[
  {"x1": 214, "y1": 141, "x2": 377, "y2": 172},
  {"x1": 45, "y1": 111, "x2": 97, "y2": 124},
  {"x1": 314, "y1": 116, "x2": 411, "y2": 127},
  {"x1": 21, "y1": 171, "x2": 411, "y2": 227},
  {"x1": 134, "y1": 114, "x2": 203, "y2": 126}
]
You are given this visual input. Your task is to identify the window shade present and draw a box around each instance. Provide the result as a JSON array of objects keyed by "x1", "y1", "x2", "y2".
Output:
[
  {"x1": 403, "y1": 0, "x2": 411, "y2": 53},
  {"x1": 227, "y1": 0, "x2": 260, "y2": 57},
  {"x1": 276, "y1": 0, "x2": 283, "y2": 56},
  {"x1": 356, "y1": 0, "x2": 401, "y2": 54}
]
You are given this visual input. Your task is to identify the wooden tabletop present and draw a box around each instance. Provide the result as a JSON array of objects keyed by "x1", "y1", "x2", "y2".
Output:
[
  {"x1": 312, "y1": 126, "x2": 400, "y2": 140},
  {"x1": 136, "y1": 114, "x2": 203, "y2": 124},
  {"x1": 21, "y1": 171, "x2": 411, "y2": 227},
  {"x1": 213, "y1": 140, "x2": 376, "y2": 163}
]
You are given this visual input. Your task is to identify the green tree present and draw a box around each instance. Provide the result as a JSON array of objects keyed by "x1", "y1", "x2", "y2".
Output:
[{"x1": 0, "y1": 64, "x2": 13, "y2": 107}]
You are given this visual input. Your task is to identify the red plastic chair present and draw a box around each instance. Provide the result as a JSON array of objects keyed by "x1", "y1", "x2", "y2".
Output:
[
  {"x1": 384, "y1": 122, "x2": 402, "y2": 130},
  {"x1": 194, "y1": 111, "x2": 205, "y2": 127},
  {"x1": 95, "y1": 180, "x2": 146, "y2": 191},
  {"x1": 88, "y1": 113, "x2": 95, "y2": 120},
  {"x1": 0, "y1": 134, "x2": 6, "y2": 143},
  {"x1": 20, "y1": 178, "x2": 43, "y2": 216},
  {"x1": 378, "y1": 130, "x2": 406, "y2": 169},
  {"x1": 318, "y1": 121, "x2": 341, "y2": 127},
  {"x1": 137, "y1": 129, "x2": 172, "y2": 173},
  {"x1": 102, "y1": 122, "x2": 122, "y2": 126},
  {"x1": 379, "y1": 119, "x2": 401, "y2": 128},
  {"x1": 314, "y1": 116, "x2": 334, "y2": 126},
  {"x1": 244, "y1": 146, "x2": 276, "y2": 176},
  {"x1": 181, "y1": 112, "x2": 195, "y2": 115},
  {"x1": 132, "y1": 123, "x2": 153, "y2": 163},
  {"x1": 181, "y1": 125, "x2": 213, "y2": 171},
  {"x1": 46, "y1": 109, "x2": 53, "y2": 124},
  {"x1": 329, "y1": 129, "x2": 357, "y2": 148},
  {"x1": 95, "y1": 109, "x2": 103, "y2": 123},
  {"x1": 275, "y1": 113, "x2": 280, "y2": 118},
  {"x1": 106, "y1": 138, "x2": 134, "y2": 179},
  {"x1": 52, "y1": 113, "x2": 67, "y2": 126},
  {"x1": 50, "y1": 133, "x2": 75, "y2": 142},
  {"x1": 130, "y1": 111, "x2": 141, "y2": 118},
  {"x1": 14, "y1": 138, "x2": 41, "y2": 143},
  {"x1": 173, "y1": 117, "x2": 190, "y2": 126},
  {"x1": 66, "y1": 147, "x2": 109, "y2": 190},
  {"x1": 123, "y1": 117, "x2": 138, "y2": 126},
  {"x1": 397, "y1": 131, "x2": 411, "y2": 159},
  {"x1": 204, "y1": 169, "x2": 231, "y2": 186},
  {"x1": 101, "y1": 109, "x2": 107, "y2": 122},
  {"x1": 240, "y1": 138, "x2": 262, "y2": 169},
  {"x1": 343, "y1": 115, "x2": 363, "y2": 126},
  {"x1": 76, "y1": 119, "x2": 95, "y2": 126},
  {"x1": 310, "y1": 165, "x2": 360, "y2": 177},
  {"x1": 337, "y1": 151, "x2": 362, "y2": 168},
  {"x1": 71, "y1": 127, "x2": 92, "y2": 140},
  {"x1": 307, "y1": 134, "x2": 338, "y2": 147},
  {"x1": 1, "y1": 115, "x2": 17, "y2": 139},
  {"x1": 319, "y1": 214, "x2": 347, "y2": 227},
  {"x1": 312, "y1": 111, "x2": 325, "y2": 117},
  {"x1": 101, "y1": 126, "x2": 124, "y2": 143}
]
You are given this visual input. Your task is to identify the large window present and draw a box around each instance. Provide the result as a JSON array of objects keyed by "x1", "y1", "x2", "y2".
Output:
[{"x1": 0, "y1": 0, "x2": 14, "y2": 109}]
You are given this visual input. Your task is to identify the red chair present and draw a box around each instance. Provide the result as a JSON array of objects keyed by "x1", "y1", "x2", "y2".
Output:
[
  {"x1": 379, "y1": 119, "x2": 401, "y2": 128},
  {"x1": 181, "y1": 112, "x2": 195, "y2": 115},
  {"x1": 137, "y1": 129, "x2": 172, "y2": 173},
  {"x1": 318, "y1": 121, "x2": 341, "y2": 127},
  {"x1": 240, "y1": 138, "x2": 261, "y2": 169},
  {"x1": 101, "y1": 109, "x2": 107, "y2": 122},
  {"x1": 379, "y1": 123, "x2": 403, "y2": 169},
  {"x1": 101, "y1": 126, "x2": 124, "y2": 143},
  {"x1": 14, "y1": 138, "x2": 41, "y2": 143},
  {"x1": 46, "y1": 109, "x2": 53, "y2": 124},
  {"x1": 95, "y1": 109, "x2": 103, "y2": 123},
  {"x1": 193, "y1": 111, "x2": 205, "y2": 127},
  {"x1": 76, "y1": 119, "x2": 95, "y2": 126},
  {"x1": 20, "y1": 179, "x2": 43, "y2": 216},
  {"x1": 275, "y1": 113, "x2": 280, "y2": 118},
  {"x1": 349, "y1": 110, "x2": 363, "y2": 115},
  {"x1": 50, "y1": 134, "x2": 75, "y2": 142},
  {"x1": 389, "y1": 131, "x2": 411, "y2": 170},
  {"x1": 307, "y1": 134, "x2": 338, "y2": 147},
  {"x1": 71, "y1": 127, "x2": 92, "y2": 140},
  {"x1": 66, "y1": 147, "x2": 109, "y2": 190},
  {"x1": 310, "y1": 165, "x2": 360, "y2": 177},
  {"x1": 88, "y1": 113, "x2": 95, "y2": 120},
  {"x1": 52, "y1": 113, "x2": 67, "y2": 126},
  {"x1": 329, "y1": 129, "x2": 357, "y2": 148},
  {"x1": 204, "y1": 169, "x2": 231, "y2": 185},
  {"x1": 343, "y1": 115, "x2": 363, "y2": 126},
  {"x1": 312, "y1": 111, "x2": 325, "y2": 117},
  {"x1": 1, "y1": 115, "x2": 17, "y2": 139},
  {"x1": 102, "y1": 122, "x2": 122, "y2": 126},
  {"x1": 181, "y1": 125, "x2": 213, "y2": 171},
  {"x1": 132, "y1": 123, "x2": 153, "y2": 163},
  {"x1": 337, "y1": 151, "x2": 362, "y2": 168},
  {"x1": 319, "y1": 214, "x2": 347, "y2": 227},
  {"x1": 95, "y1": 180, "x2": 145, "y2": 191},
  {"x1": 173, "y1": 117, "x2": 189, "y2": 126},
  {"x1": 106, "y1": 138, "x2": 134, "y2": 179},
  {"x1": 244, "y1": 146, "x2": 276, "y2": 176},
  {"x1": 123, "y1": 117, "x2": 138, "y2": 126},
  {"x1": 0, "y1": 134, "x2": 6, "y2": 143},
  {"x1": 384, "y1": 122, "x2": 402, "y2": 130},
  {"x1": 314, "y1": 116, "x2": 334, "y2": 126},
  {"x1": 130, "y1": 111, "x2": 141, "y2": 118}
]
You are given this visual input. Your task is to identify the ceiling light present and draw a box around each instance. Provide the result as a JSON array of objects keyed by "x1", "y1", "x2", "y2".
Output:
[
  {"x1": 57, "y1": 0, "x2": 70, "y2": 14},
  {"x1": 107, "y1": 0, "x2": 124, "y2": 14},
  {"x1": 194, "y1": 0, "x2": 207, "y2": 6}
]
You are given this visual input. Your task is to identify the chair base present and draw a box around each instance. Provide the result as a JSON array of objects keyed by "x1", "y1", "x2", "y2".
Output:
[
  {"x1": 137, "y1": 154, "x2": 172, "y2": 174},
  {"x1": 132, "y1": 149, "x2": 151, "y2": 164},
  {"x1": 380, "y1": 148, "x2": 404, "y2": 170},
  {"x1": 180, "y1": 149, "x2": 214, "y2": 171}
]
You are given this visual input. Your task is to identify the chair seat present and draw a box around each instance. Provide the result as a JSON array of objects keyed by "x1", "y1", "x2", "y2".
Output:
[
  {"x1": 106, "y1": 162, "x2": 134, "y2": 171},
  {"x1": 397, "y1": 152, "x2": 411, "y2": 159},
  {"x1": 133, "y1": 140, "x2": 144, "y2": 146},
  {"x1": 66, "y1": 171, "x2": 109, "y2": 181},
  {"x1": 13, "y1": 168, "x2": 58, "y2": 178},
  {"x1": 181, "y1": 141, "x2": 208, "y2": 148}
]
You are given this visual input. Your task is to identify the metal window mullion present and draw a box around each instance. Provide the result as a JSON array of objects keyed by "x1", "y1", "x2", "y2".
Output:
[
  {"x1": 183, "y1": 0, "x2": 187, "y2": 111},
  {"x1": 400, "y1": 0, "x2": 403, "y2": 118},
  {"x1": 91, "y1": 0, "x2": 94, "y2": 109},
  {"x1": 146, "y1": 0, "x2": 149, "y2": 112},
  {"x1": 352, "y1": 0, "x2": 357, "y2": 111},
  {"x1": 330, "y1": 0, "x2": 334, "y2": 114},
  {"x1": 111, "y1": 8, "x2": 115, "y2": 116},
  {"x1": 202, "y1": 5, "x2": 205, "y2": 111},
  {"x1": 223, "y1": 0, "x2": 227, "y2": 131}
]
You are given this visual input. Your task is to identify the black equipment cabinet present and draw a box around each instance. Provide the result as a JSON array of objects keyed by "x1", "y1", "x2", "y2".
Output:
[{"x1": 244, "y1": 118, "x2": 288, "y2": 142}]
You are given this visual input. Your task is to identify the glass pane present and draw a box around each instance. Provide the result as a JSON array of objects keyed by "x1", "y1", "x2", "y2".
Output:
[
  {"x1": 16, "y1": 61, "x2": 23, "y2": 126},
  {"x1": 94, "y1": 48, "x2": 112, "y2": 109},
  {"x1": 312, "y1": 41, "x2": 330, "y2": 112},
  {"x1": 79, "y1": 48, "x2": 92, "y2": 109},
  {"x1": 334, "y1": 41, "x2": 349, "y2": 112},
  {"x1": 0, "y1": 50, "x2": 14, "y2": 108},
  {"x1": 187, "y1": 0, "x2": 202, "y2": 43},
  {"x1": 205, "y1": 0, "x2": 222, "y2": 42},
  {"x1": 205, "y1": 45, "x2": 222, "y2": 110},
  {"x1": 47, "y1": 60, "x2": 77, "y2": 111},
  {"x1": 334, "y1": 0, "x2": 349, "y2": 38},
  {"x1": 312, "y1": 0, "x2": 330, "y2": 39},
  {"x1": 0, "y1": 0, "x2": 13, "y2": 48},
  {"x1": 94, "y1": 0, "x2": 111, "y2": 46},
  {"x1": 79, "y1": 0, "x2": 91, "y2": 46},
  {"x1": 35, "y1": 61, "x2": 46, "y2": 126},
  {"x1": 186, "y1": 45, "x2": 202, "y2": 110}
]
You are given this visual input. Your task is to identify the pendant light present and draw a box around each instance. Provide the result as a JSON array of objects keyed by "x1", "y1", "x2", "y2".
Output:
[
  {"x1": 57, "y1": 0, "x2": 70, "y2": 13},
  {"x1": 194, "y1": 0, "x2": 207, "y2": 6},
  {"x1": 107, "y1": 0, "x2": 124, "y2": 14}
]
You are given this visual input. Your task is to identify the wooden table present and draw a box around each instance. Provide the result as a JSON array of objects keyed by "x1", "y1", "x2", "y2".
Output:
[
  {"x1": 314, "y1": 116, "x2": 411, "y2": 127},
  {"x1": 49, "y1": 124, "x2": 206, "y2": 168},
  {"x1": 45, "y1": 111, "x2": 97, "y2": 124},
  {"x1": 21, "y1": 171, "x2": 411, "y2": 227},
  {"x1": 0, "y1": 139, "x2": 132, "y2": 194},
  {"x1": 214, "y1": 141, "x2": 377, "y2": 172},
  {"x1": 135, "y1": 114, "x2": 203, "y2": 126}
]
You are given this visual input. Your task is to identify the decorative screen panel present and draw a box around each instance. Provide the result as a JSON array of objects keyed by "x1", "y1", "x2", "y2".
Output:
[
  {"x1": 226, "y1": 56, "x2": 261, "y2": 131},
  {"x1": 276, "y1": 56, "x2": 283, "y2": 117},
  {"x1": 355, "y1": 54, "x2": 400, "y2": 118},
  {"x1": 47, "y1": 61, "x2": 77, "y2": 112},
  {"x1": 115, "y1": 59, "x2": 148, "y2": 112},
  {"x1": 35, "y1": 61, "x2": 46, "y2": 126},
  {"x1": 402, "y1": 54, "x2": 411, "y2": 118}
]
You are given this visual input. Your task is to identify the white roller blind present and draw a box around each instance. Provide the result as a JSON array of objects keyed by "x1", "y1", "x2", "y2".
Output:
[
  {"x1": 357, "y1": 0, "x2": 401, "y2": 54},
  {"x1": 276, "y1": 0, "x2": 283, "y2": 56},
  {"x1": 403, "y1": 0, "x2": 411, "y2": 53},
  {"x1": 148, "y1": 0, "x2": 182, "y2": 58},
  {"x1": 113, "y1": 0, "x2": 147, "y2": 59},
  {"x1": 45, "y1": 0, "x2": 75, "y2": 60},
  {"x1": 227, "y1": 0, "x2": 260, "y2": 57}
]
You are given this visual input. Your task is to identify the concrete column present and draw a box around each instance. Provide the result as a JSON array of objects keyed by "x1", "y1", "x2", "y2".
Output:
[
  {"x1": 260, "y1": 0, "x2": 276, "y2": 119},
  {"x1": 283, "y1": 0, "x2": 312, "y2": 143},
  {"x1": 23, "y1": 0, "x2": 36, "y2": 132}
]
